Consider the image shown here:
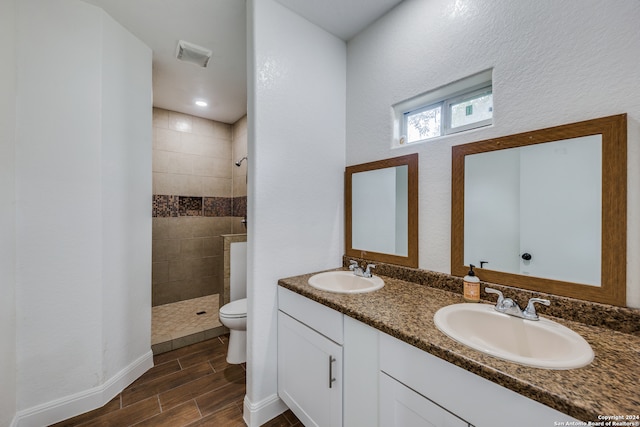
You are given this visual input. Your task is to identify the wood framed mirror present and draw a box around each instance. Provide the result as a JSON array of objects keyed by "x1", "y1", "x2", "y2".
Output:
[
  {"x1": 346, "y1": 153, "x2": 419, "y2": 268},
  {"x1": 452, "y1": 114, "x2": 626, "y2": 306}
]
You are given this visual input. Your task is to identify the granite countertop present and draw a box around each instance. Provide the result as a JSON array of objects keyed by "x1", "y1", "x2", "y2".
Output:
[{"x1": 278, "y1": 269, "x2": 640, "y2": 422}]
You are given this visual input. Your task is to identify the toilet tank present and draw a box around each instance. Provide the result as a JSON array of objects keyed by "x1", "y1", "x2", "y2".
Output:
[{"x1": 230, "y1": 241, "x2": 247, "y2": 301}]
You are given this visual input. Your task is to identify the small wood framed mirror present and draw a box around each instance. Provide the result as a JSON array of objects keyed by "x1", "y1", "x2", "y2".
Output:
[
  {"x1": 451, "y1": 114, "x2": 627, "y2": 306},
  {"x1": 346, "y1": 153, "x2": 419, "y2": 268}
]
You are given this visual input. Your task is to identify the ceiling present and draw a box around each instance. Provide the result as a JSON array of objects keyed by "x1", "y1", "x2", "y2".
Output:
[
  {"x1": 275, "y1": 0, "x2": 404, "y2": 41},
  {"x1": 82, "y1": 0, "x2": 403, "y2": 124}
]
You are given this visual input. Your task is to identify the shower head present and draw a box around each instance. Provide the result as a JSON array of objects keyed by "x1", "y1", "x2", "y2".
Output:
[{"x1": 235, "y1": 156, "x2": 247, "y2": 167}]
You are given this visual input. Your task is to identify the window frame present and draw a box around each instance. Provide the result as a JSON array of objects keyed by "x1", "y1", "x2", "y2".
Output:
[
  {"x1": 394, "y1": 70, "x2": 493, "y2": 147},
  {"x1": 443, "y1": 85, "x2": 493, "y2": 135}
]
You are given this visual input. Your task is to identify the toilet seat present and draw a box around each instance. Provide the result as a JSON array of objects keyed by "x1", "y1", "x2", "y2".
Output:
[{"x1": 220, "y1": 298, "x2": 247, "y2": 318}]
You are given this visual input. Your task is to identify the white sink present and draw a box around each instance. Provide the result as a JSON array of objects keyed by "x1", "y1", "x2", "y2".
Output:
[
  {"x1": 433, "y1": 303, "x2": 594, "y2": 369},
  {"x1": 308, "y1": 271, "x2": 384, "y2": 294}
]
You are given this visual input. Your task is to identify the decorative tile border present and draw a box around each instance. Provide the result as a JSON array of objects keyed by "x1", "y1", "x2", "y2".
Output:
[
  {"x1": 153, "y1": 195, "x2": 179, "y2": 217},
  {"x1": 203, "y1": 197, "x2": 232, "y2": 217},
  {"x1": 153, "y1": 195, "x2": 247, "y2": 218},
  {"x1": 232, "y1": 196, "x2": 247, "y2": 217},
  {"x1": 179, "y1": 196, "x2": 203, "y2": 216}
]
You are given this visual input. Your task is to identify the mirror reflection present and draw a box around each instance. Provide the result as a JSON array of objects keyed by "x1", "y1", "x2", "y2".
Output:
[
  {"x1": 451, "y1": 114, "x2": 626, "y2": 306},
  {"x1": 464, "y1": 135, "x2": 602, "y2": 286},
  {"x1": 346, "y1": 154, "x2": 418, "y2": 268},
  {"x1": 352, "y1": 165, "x2": 408, "y2": 256}
]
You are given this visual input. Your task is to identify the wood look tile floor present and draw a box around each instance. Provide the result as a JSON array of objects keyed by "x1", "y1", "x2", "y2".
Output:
[{"x1": 51, "y1": 336, "x2": 301, "y2": 427}]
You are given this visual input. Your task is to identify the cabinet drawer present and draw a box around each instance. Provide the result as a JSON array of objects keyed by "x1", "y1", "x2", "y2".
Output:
[
  {"x1": 278, "y1": 286, "x2": 343, "y2": 344},
  {"x1": 379, "y1": 333, "x2": 576, "y2": 427},
  {"x1": 380, "y1": 372, "x2": 469, "y2": 427}
]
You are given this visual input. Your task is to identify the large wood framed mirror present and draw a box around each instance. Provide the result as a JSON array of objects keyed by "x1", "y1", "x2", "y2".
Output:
[
  {"x1": 452, "y1": 114, "x2": 627, "y2": 306},
  {"x1": 346, "y1": 153, "x2": 419, "y2": 268}
]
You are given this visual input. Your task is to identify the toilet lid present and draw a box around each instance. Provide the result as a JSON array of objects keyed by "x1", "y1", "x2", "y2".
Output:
[{"x1": 220, "y1": 298, "x2": 247, "y2": 318}]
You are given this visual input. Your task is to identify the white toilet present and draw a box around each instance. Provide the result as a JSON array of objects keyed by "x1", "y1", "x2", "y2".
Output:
[
  {"x1": 219, "y1": 240, "x2": 248, "y2": 364},
  {"x1": 219, "y1": 297, "x2": 247, "y2": 364}
]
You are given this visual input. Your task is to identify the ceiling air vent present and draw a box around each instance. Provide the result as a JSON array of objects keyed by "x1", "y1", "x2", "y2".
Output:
[{"x1": 175, "y1": 40, "x2": 212, "y2": 68}]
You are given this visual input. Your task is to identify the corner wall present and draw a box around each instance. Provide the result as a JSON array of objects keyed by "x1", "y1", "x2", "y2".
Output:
[
  {"x1": 246, "y1": 0, "x2": 346, "y2": 424},
  {"x1": 0, "y1": 0, "x2": 17, "y2": 425},
  {"x1": 14, "y1": 1, "x2": 153, "y2": 424},
  {"x1": 346, "y1": 0, "x2": 640, "y2": 307}
]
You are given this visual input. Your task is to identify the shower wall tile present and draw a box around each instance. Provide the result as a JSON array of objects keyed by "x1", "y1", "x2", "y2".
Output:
[
  {"x1": 153, "y1": 128, "x2": 181, "y2": 152},
  {"x1": 181, "y1": 133, "x2": 232, "y2": 161},
  {"x1": 212, "y1": 121, "x2": 232, "y2": 140},
  {"x1": 167, "y1": 152, "x2": 195, "y2": 175},
  {"x1": 196, "y1": 157, "x2": 232, "y2": 179},
  {"x1": 153, "y1": 261, "x2": 169, "y2": 285},
  {"x1": 153, "y1": 173, "x2": 170, "y2": 196},
  {"x1": 153, "y1": 108, "x2": 169, "y2": 129},
  {"x1": 152, "y1": 108, "x2": 240, "y2": 307},
  {"x1": 208, "y1": 139, "x2": 233, "y2": 161},
  {"x1": 232, "y1": 115, "x2": 248, "y2": 203},
  {"x1": 177, "y1": 175, "x2": 203, "y2": 197},
  {"x1": 193, "y1": 156, "x2": 216, "y2": 177},
  {"x1": 192, "y1": 217, "x2": 233, "y2": 238},
  {"x1": 232, "y1": 218, "x2": 247, "y2": 234},
  {"x1": 152, "y1": 281, "x2": 182, "y2": 307},
  {"x1": 203, "y1": 237, "x2": 223, "y2": 257},
  {"x1": 168, "y1": 217, "x2": 197, "y2": 239},
  {"x1": 180, "y1": 238, "x2": 204, "y2": 259},
  {"x1": 192, "y1": 116, "x2": 217, "y2": 136},
  {"x1": 232, "y1": 176, "x2": 246, "y2": 198},
  {"x1": 152, "y1": 239, "x2": 181, "y2": 262},
  {"x1": 203, "y1": 178, "x2": 232, "y2": 198},
  {"x1": 168, "y1": 111, "x2": 193, "y2": 133},
  {"x1": 168, "y1": 258, "x2": 215, "y2": 283},
  {"x1": 153, "y1": 150, "x2": 170, "y2": 173},
  {"x1": 153, "y1": 218, "x2": 170, "y2": 240}
]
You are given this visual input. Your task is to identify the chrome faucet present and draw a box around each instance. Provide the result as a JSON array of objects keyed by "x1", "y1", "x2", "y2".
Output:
[
  {"x1": 349, "y1": 260, "x2": 376, "y2": 278},
  {"x1": 485, "y1": 288, "x2": 550, "y2": 321}
]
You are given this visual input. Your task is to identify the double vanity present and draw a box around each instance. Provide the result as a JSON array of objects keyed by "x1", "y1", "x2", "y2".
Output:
[
  {"x1": 276, "y1": 114, "x2": 638, "y2": 426},
  {"x1": 277, "y1": 263, "x2": 640, "y2": 427}
]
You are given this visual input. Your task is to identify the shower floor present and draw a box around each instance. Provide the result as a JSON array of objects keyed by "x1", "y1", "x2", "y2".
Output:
[{"x1": 151, "y1": 294, "x2": 225, "y2": 354}]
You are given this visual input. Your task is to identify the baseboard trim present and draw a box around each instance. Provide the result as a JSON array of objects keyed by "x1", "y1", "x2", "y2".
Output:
[
  {"x1": 243, "y1": 393, "x2": 288, "y2": 427},
  {"x1": 13, "y1": 350, "x2": 153, "y2": 427}
]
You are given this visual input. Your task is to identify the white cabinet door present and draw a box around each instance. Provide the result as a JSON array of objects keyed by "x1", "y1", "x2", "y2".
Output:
[
  {"x1": 278, "y1": 311, "x2": 342, "y2": 427},
  {"x1": 380, "y1": 372, "x2": 469, "y2": 427}
]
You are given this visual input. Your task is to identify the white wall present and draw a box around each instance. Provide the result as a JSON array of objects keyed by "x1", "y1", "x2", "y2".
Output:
[
  {"x1": 14, "y1": 1, "x2": 152, "y2": 424},
  {"x1": 247, "y1": 0, "x2": 346, "y2": 424},
  {"x1": 16, "y1": 0, "x2": 102, "y2": 411},
  {"x1": 346, "y1": 0, "x2": 640, "y2": 307},
  {"x1": 100, "y1": 11, "x2": 153, "y2": 384},
  {"x1": 0, "y1": 0, "x2": 17, "y2": 425}
]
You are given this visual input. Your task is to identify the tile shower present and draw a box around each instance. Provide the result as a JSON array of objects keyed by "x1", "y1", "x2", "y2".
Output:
[{"x1": 151, "y1": 108, "x2": 247, "y2": 353}]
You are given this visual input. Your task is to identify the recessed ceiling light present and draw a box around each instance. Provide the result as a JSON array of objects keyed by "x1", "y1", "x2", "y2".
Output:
[{"x1": 195, "y1": 100, "x2": 208, "y2": 107}]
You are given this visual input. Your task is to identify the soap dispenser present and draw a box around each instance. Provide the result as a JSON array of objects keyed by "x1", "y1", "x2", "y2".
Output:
[{"x1": 463, "y1": 264, "x2": 480, "y2": 303}]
